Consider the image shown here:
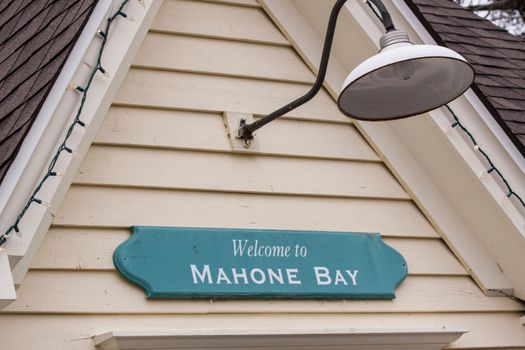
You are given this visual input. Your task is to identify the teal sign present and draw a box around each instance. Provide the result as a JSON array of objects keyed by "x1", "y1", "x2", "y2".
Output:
[{"x1": 114, "y1": 226, "x2": 407, "y2": 299}]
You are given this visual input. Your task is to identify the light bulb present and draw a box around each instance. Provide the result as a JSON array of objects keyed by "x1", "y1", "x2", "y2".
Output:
[
  {"x1": 393, "y1": 61, "x2": 415, "y2": 81},
  {"x1": 440, "y1": 124, "x2": 453, "y2": 133}
]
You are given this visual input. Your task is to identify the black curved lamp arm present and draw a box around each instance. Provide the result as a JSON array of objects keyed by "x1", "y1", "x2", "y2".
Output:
[
  {"x1": 237, "y1": 0, "x2": 396, "y2": 144},
  {"x1": 368, "y1": 0, "x2": 395, "y2": 32}
]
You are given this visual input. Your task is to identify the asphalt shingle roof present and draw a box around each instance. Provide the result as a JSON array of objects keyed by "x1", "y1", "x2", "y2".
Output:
[
  {"x1": 0, "y1": 0, "x2": 97, "y2": 186},
  {"x1": 406, "y1": 0, "x2": 525, "y2": 156}
]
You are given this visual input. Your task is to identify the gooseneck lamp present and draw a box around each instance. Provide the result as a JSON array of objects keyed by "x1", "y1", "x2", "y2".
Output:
[{"x1": 236, "y1": 0, "x2": 474, "y2": 146}]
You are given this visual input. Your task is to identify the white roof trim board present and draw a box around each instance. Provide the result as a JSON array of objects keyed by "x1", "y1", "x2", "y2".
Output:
[{"x1": 92, "y1": 329, "x2": 467, "y2": 350}]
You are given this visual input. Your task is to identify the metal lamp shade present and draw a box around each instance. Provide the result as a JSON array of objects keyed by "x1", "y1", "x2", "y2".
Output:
[{"x1": 337, "y1": 44, "x2": 474, "y2": 121}]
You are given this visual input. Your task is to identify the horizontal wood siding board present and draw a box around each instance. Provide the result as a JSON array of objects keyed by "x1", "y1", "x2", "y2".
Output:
[
  {"x1": 0, "y1": 314, "x2": 524, "y2": 350},
  {"x1": 94, "y1": 107, "x2": 380, "y2": 161},
  {"x1": 48, "y1": 224, "x2": 439, "y2": 239},
  {"x1": 112, "y1": 69, "x2": 348, "y2": 123},
  {"x1": 387, "y1": 238, "x2": 467, "y2": 276},
  {"x1": 151, "y1": 0, "x2": 288, "y2": 45},
  {"x1": 133, "y1": 33, "x2": 315, "y2": 84},
  {"x1": 74, "y1": 145, "x2": 409, "y2": 200},
  {"x1": 201, "y1": 0, "x2": 261, "y2": 7},
  {"x1": 53, "y1": 186, "x2": 439, "y2": 238},
  {"x1": 30, "y1": 228, "x2": 467, "y2": 275},
  {"x1": 4, "y1": 272, "x2": 522, "y2": 313},
  {"x1": 67, "y1": 184, "x2": 409, "y2": 202}
]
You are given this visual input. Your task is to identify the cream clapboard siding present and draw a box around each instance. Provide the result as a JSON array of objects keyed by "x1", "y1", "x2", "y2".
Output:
[{"x1": 1, "y1": 1, "x2": 524, "y2": 349}]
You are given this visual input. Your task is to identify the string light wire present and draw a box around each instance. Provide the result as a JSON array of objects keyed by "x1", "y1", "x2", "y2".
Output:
[
  {"x1": 365, "y1": 0, "x2": 384, "y2": 23},
  {"x1": 0, "y1": 0, "x2": 130, "y2": 248},
  {"x1": 445, "y1": 104, "x2": 525, "y2": 207}
]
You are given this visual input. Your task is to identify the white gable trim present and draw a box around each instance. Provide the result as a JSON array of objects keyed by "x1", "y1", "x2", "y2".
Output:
[
  {"x1": 93, "y1": 329, "x2": 467, "y2": 350},
  {"x1": 259, "y1": 0, "x2": 525, "y2": 298},
  {"x1": 0, "y1": 0, "x2": 163, "y2": 308},
  {"x1": 0, "y1": 252, "x2": 15, "y2": 309}
]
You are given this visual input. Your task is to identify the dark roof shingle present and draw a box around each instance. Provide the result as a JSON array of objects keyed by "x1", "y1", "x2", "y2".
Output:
[
  {"x1": 0, "y1": 0, "x2": 97, "y2": 186},
  {"x1": 406, "y1": 0, "x2": 525, "y2": 156}
]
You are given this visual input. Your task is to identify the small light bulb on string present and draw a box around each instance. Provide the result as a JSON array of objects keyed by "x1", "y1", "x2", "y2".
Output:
[
  {"x1": 74, "y1": 85, "x2": 86, "y2": 93},
  {"x1": 96, "y1": 65, "x2": 110, "y2": 79},
  {"x1": 440, "y1": 124, "x2": 453, "y2": 133},
  {"x1": 77, "y1": 121, "x2": 91, "y2": 132},
  {"x1": 68, "y1": 82, "x2": 79, "y2": 91},
  {"x1": 11, "y1": 225, "x2": 22, "y2": 238},
  {"x1": 479, "y1": 167, "x2": 495, "y2": 180},
  {"x1": 33, "y1": 198, "x2": 51, "y2": 207},
  {"x1": 473, "y1": 145, "x2": 480, "y2": 151},
  {"x1": 82, "y1": 60, "x2": 94, "y2": 70},
  {"x1": 479, "y1": 170, "x2": 489, "y2": 179}
]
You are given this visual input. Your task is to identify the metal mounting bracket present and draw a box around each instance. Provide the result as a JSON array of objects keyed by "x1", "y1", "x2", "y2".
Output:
[{"x1": 223, "y1": 112, "x2": 259, "y2": 151}]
